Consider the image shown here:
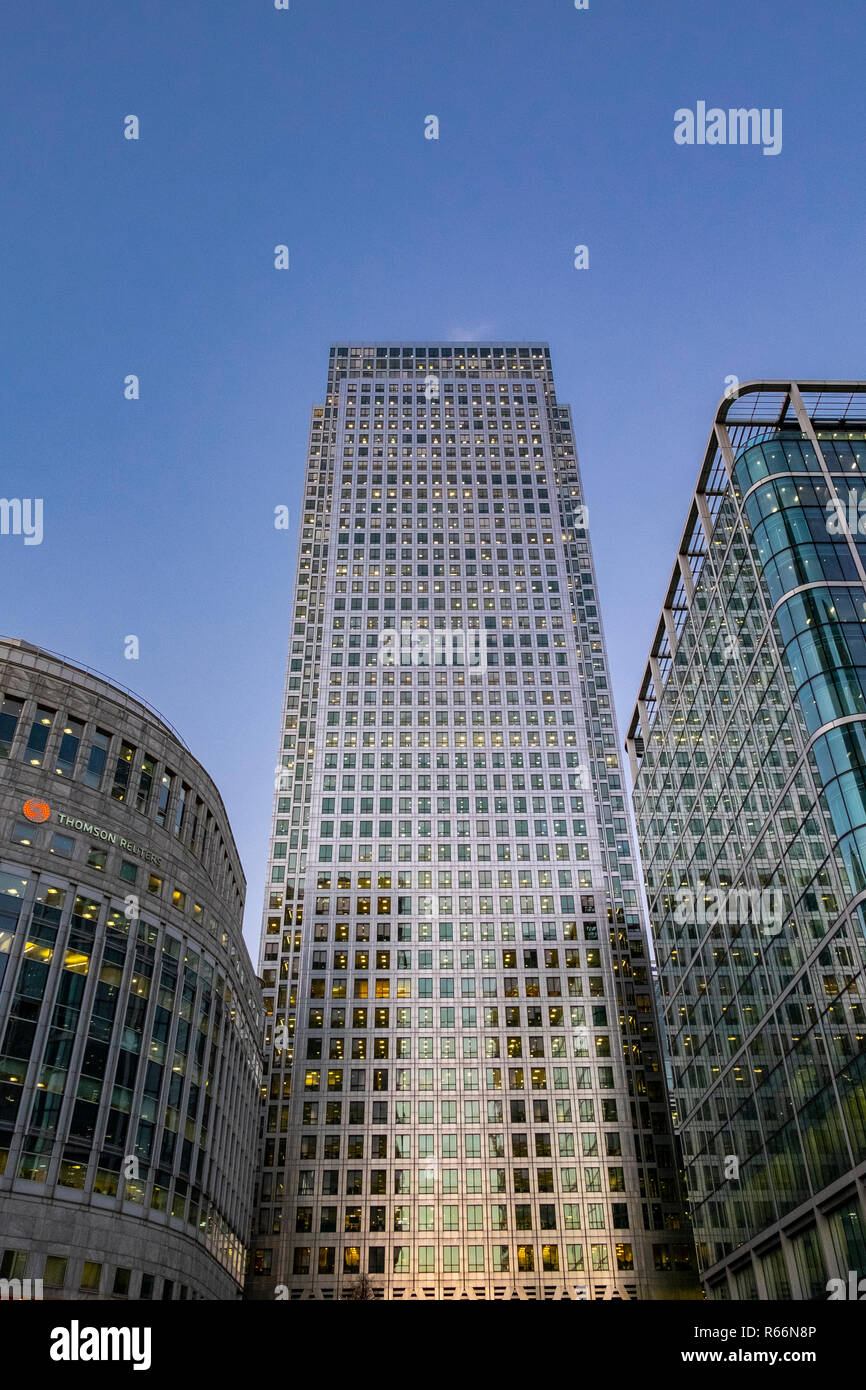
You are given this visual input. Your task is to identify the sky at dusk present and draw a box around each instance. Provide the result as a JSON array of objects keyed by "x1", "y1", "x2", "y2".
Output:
[{"x1": 2, "y1": 0, "x2": 864, "y2": 954}]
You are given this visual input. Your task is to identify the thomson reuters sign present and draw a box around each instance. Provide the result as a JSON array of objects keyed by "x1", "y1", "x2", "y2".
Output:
[{"x1": 20, "y1": 800, "x2": 161, "y2": 868}]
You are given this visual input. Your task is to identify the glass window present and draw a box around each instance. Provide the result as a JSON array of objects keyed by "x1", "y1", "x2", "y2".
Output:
[
  {"x1": 760, "y1": 1246, "x2": 791, "y2": 1300},
  {"x1": 22, "y1": 706, "x2": 54, "y2": 768},
  {"x1": 156, "y1": 772, "x2": 173, "y2": 827},
  {"x1": 80, "y1": 1261, "x2": 102, "y2": 1291},
  {"x1": 111, "y1": 743, "x2": 136, "y2": 802},
  {"x1": 137, "y1": 756, "x2": 156, "y2": 813},
  {"x1": 790, "y1": 1226, "x2": 826, "y2": 1299},
  {"x1": 0, "y1": 1250, "x2": 27, "y2": 1280},
  {"x1": 174, "y1": 785, "x2": 188, "y2": 838},
  {"x1": 0, "y1": 695, "x2": 24, "y2": 757},
  {"x1": 10, "y1": 820, "x2": 36, "y2": 847},
  {"x1": 827, "y1": 1203, "x2": 866, "y2": 1279},
  {"x1": 82, "y1": 730, "x2": 111, "y2": 789},
  {"x1": 43, "y1": 1255, "x2": 68, "y2": 1288},
  {"x1": 55, "y1": 717, "x2": 85, "y2": 777}
]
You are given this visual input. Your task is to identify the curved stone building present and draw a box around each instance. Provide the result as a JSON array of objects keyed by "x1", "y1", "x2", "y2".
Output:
[{"x1": 0, "y1": 638, "x2": 262, "y2": 1300}]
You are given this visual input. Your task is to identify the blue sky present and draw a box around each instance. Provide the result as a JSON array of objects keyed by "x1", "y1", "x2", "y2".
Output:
[{"x1": 2, "y1": 0, "x2": 864, "y2": 955}]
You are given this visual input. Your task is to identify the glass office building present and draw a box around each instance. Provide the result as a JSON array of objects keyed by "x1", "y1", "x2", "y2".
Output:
[
  {"x1": 626, "y1": 381, "x2": 866, "y2": 1298},
  {"x1": 248, "y1": 342, "x2": 697, "y2": 1301},
  {"x1": 0, "y1": 637, "x2": 261, "y2": 1300}
]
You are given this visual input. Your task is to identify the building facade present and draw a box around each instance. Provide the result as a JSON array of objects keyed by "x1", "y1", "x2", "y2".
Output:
[
  {"x1": 248, "y1": 341, "x2": 697, "y2": 1300},
  {"x1": 0, "y1": 638, "x2": 261, "y2": 1300},
  {"x1": 626, "y1": 381, "x2": 866, "y2": 1298}
]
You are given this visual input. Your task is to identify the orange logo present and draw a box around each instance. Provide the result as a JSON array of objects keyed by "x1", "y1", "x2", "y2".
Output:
[{"x1": 22, "y1": 800, "x2": 50, "y2": 823}]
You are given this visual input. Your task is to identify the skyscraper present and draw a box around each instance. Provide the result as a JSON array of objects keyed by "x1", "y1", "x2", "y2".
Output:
[
  {"x1": 626, "y1": 381, "x2": 866, "y2": 1299},
  {"x1": 248, "y1": 342, "x2": 697, "y2": 1301}
]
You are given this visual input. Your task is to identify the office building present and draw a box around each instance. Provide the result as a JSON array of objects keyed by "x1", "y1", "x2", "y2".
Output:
[
  {"x1": 248, "y1": 342, "x2": 697, "y2": 1300},
  {"x1": 626, "y1": 381, "x2": 866, "y2": 1298},
  {"x1": 0, "y1": 637, "x2": 261, "y2": 1300}
]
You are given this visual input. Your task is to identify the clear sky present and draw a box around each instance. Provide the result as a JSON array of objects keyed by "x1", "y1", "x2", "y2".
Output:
[{"x1": 2, "y1": 0, "x2": 864, "y2": 956}]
